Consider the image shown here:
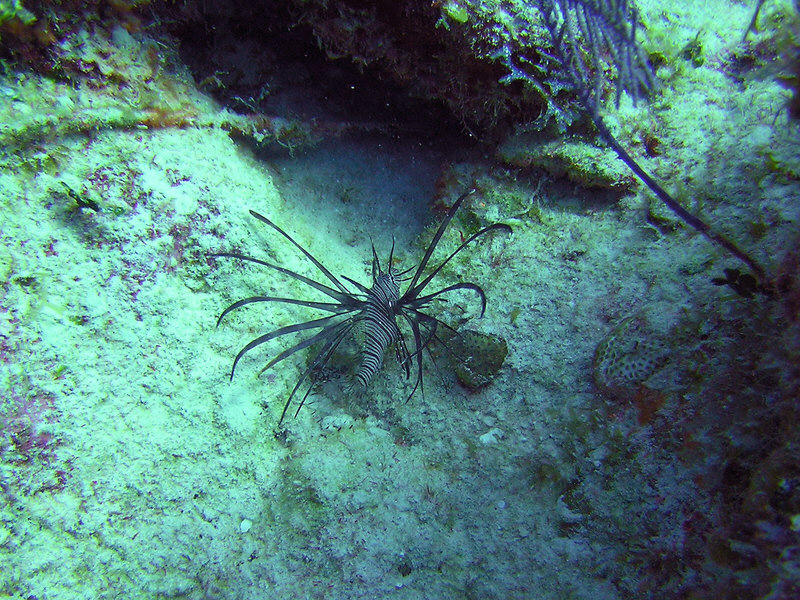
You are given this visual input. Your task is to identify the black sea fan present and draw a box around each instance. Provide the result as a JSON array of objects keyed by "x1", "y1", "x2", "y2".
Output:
[
  {"x1": 497, "y1": 0, "x2": 768, "y2": 282},
  {"x1": 215, "y1": 188, "x2": 511, "y2": 424}
]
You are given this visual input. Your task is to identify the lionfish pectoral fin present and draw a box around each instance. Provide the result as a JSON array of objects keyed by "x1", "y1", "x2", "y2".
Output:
[
  {"x1": 404, "y1": 188, "x2": 477, "y2": 295},
  {"x1": 249, "y1": 210, "x2": 354, "y2": 297},
  {"x1": 403, "y1": 223, "x2": 511, "y2": 302},
  {"x1": 231, "y1": 314, "x2": 347, "y2": 379},
  {"x1": 277, "y1": 320, "x2": 356, "y2": 424}
]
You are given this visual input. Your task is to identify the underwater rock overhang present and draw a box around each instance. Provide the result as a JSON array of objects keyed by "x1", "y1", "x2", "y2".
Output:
[{"x1": 152, "y1": 0, "x2": 546, "y2": 139}]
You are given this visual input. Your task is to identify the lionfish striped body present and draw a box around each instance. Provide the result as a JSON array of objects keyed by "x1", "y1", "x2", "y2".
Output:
[
  {"x1": 357, "y1": 270, "x2": 402, "y2": 388},
  {"x1": 214, "y1": 188, "x2": 511, "y2": 424}
]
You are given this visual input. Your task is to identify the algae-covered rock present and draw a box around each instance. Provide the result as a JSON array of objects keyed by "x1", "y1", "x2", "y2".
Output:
[
  {"x1": 497, "y1": 132, "x2": 636, "y2": 191},
  {"x1": 446, "y1": 329, "x2": 508, "y2": 391}
]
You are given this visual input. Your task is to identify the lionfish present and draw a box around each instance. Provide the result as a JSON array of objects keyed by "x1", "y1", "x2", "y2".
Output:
[{"x1": 214, "y1": 188, "x2": 511, "y2": 423}]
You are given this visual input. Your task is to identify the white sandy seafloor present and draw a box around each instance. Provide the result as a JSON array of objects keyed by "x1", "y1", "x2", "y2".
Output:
[{"x1": 1, "y1": 1, "x2": 799, "y2": 599}]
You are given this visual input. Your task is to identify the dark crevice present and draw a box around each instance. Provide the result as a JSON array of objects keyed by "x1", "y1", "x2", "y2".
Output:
[{"x1": 156, "y1": 0, "x2": 475, "y2": 142}]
